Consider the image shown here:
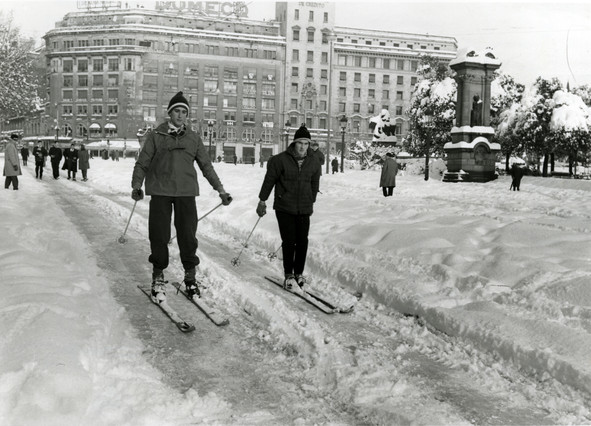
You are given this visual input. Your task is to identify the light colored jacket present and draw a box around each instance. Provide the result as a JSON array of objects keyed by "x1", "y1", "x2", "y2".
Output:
[
  {"x1": 3, "y1": 141, "x2": 22, "y2": 177},
  {"x1": 132, "y1": 122, "x2": 223, "y2": 196}
]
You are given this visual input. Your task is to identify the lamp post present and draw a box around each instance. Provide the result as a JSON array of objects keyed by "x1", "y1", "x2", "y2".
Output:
[
  {"x1": 423, "y1": 115, "x2": 433, "y2": 181},
  {"x1": 207, "y1": 119, "x2": 214, "y2": 160},
  {"x1": 54, "y1": 125, "x2": 59, "y2": 142},
  {"x1": 340, "y1": 115, "x2": 347, "y2": 173},
  {"x1": 283, "y1": 120, "x2": 291, "y2": 151}
]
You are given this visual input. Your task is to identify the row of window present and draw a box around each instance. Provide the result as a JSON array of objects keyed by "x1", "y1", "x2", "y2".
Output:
[
  {"x1": 337, "y1": 56, "x2": 419, "y2": 71},
  {"x1": 289, "y1": 98, "x2": 405, "y2": 116},
  {"x1": 337, "y1": 88, "x2": 406, "y2": 101},
  {"x1": 336, "y1": 38, "x2": 443, "y2": 51},
  {"x1": 293, "y1": 9, "x2": 329, "y2": 24},
  {"x1": 54, "y1": 57, "x2": 135, "y2": 73},
  {"x1": 61, "y1": 104, "x2": 119, "y2": 115}
]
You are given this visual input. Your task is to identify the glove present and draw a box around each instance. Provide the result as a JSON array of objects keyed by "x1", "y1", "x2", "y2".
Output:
[
  {"x1": 256, "y1": 201, "x2": 267, "y2": 217},
  {"x1": 131, "y1": 188, "x2": 144, "y2": 201},
  {"x1": 219, "y1": 192, "x2": 233, "y2": 206},
  {"x1": 13, "y1": 165, "x2": 18, "y2": 171}
]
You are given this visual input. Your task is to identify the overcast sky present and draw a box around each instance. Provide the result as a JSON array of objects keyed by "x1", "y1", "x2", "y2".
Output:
[{"x1": 5, "y1": 0, "x2": 591, "y2": 87}]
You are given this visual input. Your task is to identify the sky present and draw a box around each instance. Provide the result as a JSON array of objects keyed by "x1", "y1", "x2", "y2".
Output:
[
  {"x1": 0, "y1": 153, "x2": 590, "y2": 424},
  {"x1": 4, "y1": 1, "x2": 591, "y2": 86}
]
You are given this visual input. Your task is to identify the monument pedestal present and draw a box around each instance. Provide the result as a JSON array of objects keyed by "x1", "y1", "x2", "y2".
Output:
[{"x1": 443, "y1": 126, "x2": 500, "y2": 182}]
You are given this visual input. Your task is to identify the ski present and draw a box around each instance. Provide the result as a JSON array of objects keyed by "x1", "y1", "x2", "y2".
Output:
[
  {"x1": 305, "y1": 288, "x2": 358, "y2": 314},
  {"x1": 264, "y1": 276, "x2": 336, "y2": 314},
  {"x1": 171, "y1": 282, "x2": 230, "y2": 327},
  {"x1": 137, "y1": 285, "x2": 195, "y2": 333}
]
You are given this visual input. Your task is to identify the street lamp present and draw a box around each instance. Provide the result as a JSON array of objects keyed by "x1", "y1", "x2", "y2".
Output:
[
  {"x1": 423, "y1": 115, "x2": 434, "y2": 181},
  {"x1": 207, "y1": 119, "x2": 214, "y2": 160},
  {"x1": 54, "y1": 125, "x2": 59, "y2": 142},
  {"x1": 340, "y1": 115, "x2": 348, "y2": 173},
  {"x1": 283, "y1": 120, "x2": 291, "y2": 151}
]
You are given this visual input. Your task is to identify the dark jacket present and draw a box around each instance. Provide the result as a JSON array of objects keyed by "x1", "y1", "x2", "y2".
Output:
[
  {"x1": 78, "y1": 149, "x2": 90, "y2": 171},
  {"x1": 132, "y1": 122, "x2": 223, "y2": 196},
  {"x1": 258, "y1": 142, "x2": 321, "y2": 215},
  {"x1": 331, "y1": 158, "x2": 339, "y2": 172},
  {"x1": 32, "y1": 146, "x2": 48, "y2": 165},
  {"x1": 20, "y1": 147, "x2": 29, "y2": 159},
  {"x1": 64, "y1": 148, "x2": 79, "y2": 172},
  {"x1": 309, "y1": 148, "x2": 325, "y2": 175},
  {"x1": 49, "y1": 146, "x2": 62, "y2": 163},
  {"x1": 380, "y1": 156, "x2": 398, "y2": 187}
]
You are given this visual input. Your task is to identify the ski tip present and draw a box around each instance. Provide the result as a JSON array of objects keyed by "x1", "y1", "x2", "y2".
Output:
[
  {"x1": 177, "y1": 321, "x2": 196, "y2": 333},
  {"x1": 217, "y1": 319, "x2": 230, "y2": 326}
]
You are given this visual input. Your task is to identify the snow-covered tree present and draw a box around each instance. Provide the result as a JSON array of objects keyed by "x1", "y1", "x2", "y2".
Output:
[
  {"x1": 0, "y1": 11, "x2": 39, "y2": 120},
  {"x1": 402, "y1": 55, "x2": 456, "y2": 158}
]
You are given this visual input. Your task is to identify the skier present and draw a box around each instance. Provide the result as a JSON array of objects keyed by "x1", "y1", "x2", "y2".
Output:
[
  {"x1": 131, "y1": 91, "x2": 232, "y2": 302},
  {"x1": 256, "y1": 124, "x2": 321, "y2": 290}
]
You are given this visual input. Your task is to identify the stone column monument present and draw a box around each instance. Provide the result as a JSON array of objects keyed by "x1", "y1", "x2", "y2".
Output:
[{"x1": 443, "y1": 48, "x2": 502, "y2": 182}]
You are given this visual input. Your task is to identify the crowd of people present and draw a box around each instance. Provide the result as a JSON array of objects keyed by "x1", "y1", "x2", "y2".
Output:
[{"x1": 3, "y1": 134, "x2": 94, "y2": 189}]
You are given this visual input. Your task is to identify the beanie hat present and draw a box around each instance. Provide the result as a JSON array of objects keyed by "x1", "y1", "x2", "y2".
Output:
[
  {"x1": 293, "y1": 124, "x2": 311, "y2": 141},
  {"x1": 167, "y1": 91, "x2": 189, "y2": 114},
  {"x1": 10, "y1": 133, "x2": 18, "y2": 140}
]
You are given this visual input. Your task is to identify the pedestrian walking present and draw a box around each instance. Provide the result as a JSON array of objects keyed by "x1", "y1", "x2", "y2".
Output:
[
  {"x1": 233, "y1": 154, "x2": 237, "y2": 165},
  {"x1": 256, "y1": 124, "x2": 321, "y2": 289},
  {"x1": 78, "y1": 144, "x2": 90, "y2": 181},
  {"x1": 310, "y1": 141, "x2": 325, "y2": 174},
  {"x1": 20, "y1": 144, "x2": 29, "y2": 166},
  {"x1": 3, "y1": 134, "x2": 21, "y2": 190},
  {"x1": 32, "y1": 141, "x2": 48, "y2": 180},
  {"x1": 131, "y1": 91, "x2": 233, "y2": 302},
  {"x1": 331, "y1": 157, "x2": 339, "y2": 174},
  {"x1": 380, "y1": 152, "x2": 398, "y2": 197},
  {"x1": 510, "y1": 163, "x2": 525, "y2": 191},
  {"x1": 48, "y1": 141, "x2": 63, "y2": 179},
  {"x1": 64, "y1": 143, "x2": 79, "y2": 180}
]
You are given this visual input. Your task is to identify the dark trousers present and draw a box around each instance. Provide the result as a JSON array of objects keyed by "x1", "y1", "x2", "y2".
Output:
[
  {"x1": 382, "y1": 186, "x2": 394, "y2": 197},
  {"x1": 51, "y1": 160, "x2": 60, "y2": 179},
  {"x1": 4, "y1": 176, "x2": 18, "y2": 190},
  {"x1": 276, "y1": 210, "x2": 310, "y2": 276},
  {"x1": 148, "y1": 195, "x2": 199, "y2": 272},
  {"x1": 81, "y1": 170, "x2": 87, "y2": 180},
  {"x1": 67, "y1": 168, "x2": 76, "y2": 179},
  {"x1": 35, "y1": 162, "x2": 44, "y2": 178}
]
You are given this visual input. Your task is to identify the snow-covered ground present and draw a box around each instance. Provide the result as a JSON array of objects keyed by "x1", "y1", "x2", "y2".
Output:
[{"x1": 1, "y1": 154, "x2": 590, "y2": 425}]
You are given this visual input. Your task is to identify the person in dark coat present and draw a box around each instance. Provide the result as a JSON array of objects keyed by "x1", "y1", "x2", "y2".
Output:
[
  {"x1": 32, "y1": 141, "x2": 48, "y2": 180},
  {"x1": 510, "y1": 164, "x2": 525, "y2": 191},
  {"x1": 131, "y1": 91, "x2": 232, "y2": 302},
  {"x1": 256, "y1": 124, "x2": 321, "y2": 290},
  {"x1": 309, "y1": 141, "x2": 325, "y2": 175},
  {"x1": 233, "y1": 154, "x2": 237, "y2": 165},
  {"x1": 3, "y1": 134, "x2": 21, "y2": 190},
  {"x1": 380, "y1": 152, "x2": 398, "y2": 197},
  {"x1": 64, "y1": 143, "x2": 79, "y2": 180},
  {"x1": 331, "y1": 158, "x2": 339, "y2": 174},
  {"x1": 78, "y1": 144, "x2": 90, "y2": 181},
  {"x1": 48, "y1": 141, "x2": 63, "y2": 179},
  {"x1": 20, "y1": 145, "x2": 29, "y2": 166}
]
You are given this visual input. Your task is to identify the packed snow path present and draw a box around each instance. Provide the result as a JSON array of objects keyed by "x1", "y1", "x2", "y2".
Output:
[{"x1": 31, "y1": 160, "x2": 589, "y2": 425}]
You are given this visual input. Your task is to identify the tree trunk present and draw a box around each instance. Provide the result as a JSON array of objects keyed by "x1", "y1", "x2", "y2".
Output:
[
  {"x1": 550, "y1": 153, "x2": 555, "y2": 172},
  {"x1": 542, "y1": 151, "x2": 549, "y2": 177},
  {"x1": 505, "y1": 152, "x2": 511, "y2": 173},
  {"x1": 568, "y1": 154, "x2": 573, "y2": 175}
]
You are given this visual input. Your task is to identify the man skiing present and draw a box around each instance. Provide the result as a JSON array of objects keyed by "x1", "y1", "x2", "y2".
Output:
[
  {"x1": 131, "y1": 91, "x2": 232, "y2": 303},
  {"x1": 256, "y1": 124, "x2": 321, "y2": 289}
]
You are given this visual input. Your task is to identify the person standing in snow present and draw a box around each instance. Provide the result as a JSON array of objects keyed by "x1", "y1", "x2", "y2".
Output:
[
  {"x1": 256, "y1": 124, "x2": 321, "y2": 290},
  {"x1": 380, "y1": 152, "x2": 398, "y2": 197},
  {"x1": 3, "y1": 134, "x2": 21, "y2": 190},
  {"x1": 64, "y1": 143, "x2": 79, "y2": 180},
  {"x1": 131, "y1": 91, "x2": 233, "y2": 302},
  {"x1": 20, "y1": 144, "x2": 29, "y2": 166},
  {"x1": 309, "y1": 141, "x2": 325, "y2": 175},
  {"x1": 32, "y1": 141, "x2": 48, "y2": 180},
  {"x1": 331, "y1": 157, "x2": 339, "y2": 174},
  {"x1": 48, "y1": 141, "x2": 62, "y2": 179},
  {"x1": 78, "y1": 144, "x2": 90, "y2": 182}
]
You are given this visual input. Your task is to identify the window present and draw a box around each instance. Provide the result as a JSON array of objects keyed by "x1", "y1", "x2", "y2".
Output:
[
  {"x1": 410, "y1": 61, "x2": 418, "y2": 72},
  {"x1": 223, "y1": 97, "x2": 237, "y2": 108},
  {"x1": 293, "y1": 29, "x2": 300, "y2": 41},
  {"x1": 63, "y1": 76, "x2": 73, "y2": 87},
  {"x1": 320, "y1": 85, "x2": 327, "y2": 95},
  {"x1": 309, "y1": 10, "x2": 314, "y2": 21},
  {"x1": 319, "y1": 117, "x2": 327, "y2": 129},
  {"x1": 383, "y1": 75, "x2": 390, "y2": 84},
  {"x1": 407, "y1": 44, "x2": 413, "y2": 49},
  {"x1": 321, "y1": 52, "x2": 328, "y2": 64},
  {"x1": 382, "y1": 90, "x2": 390, "y2": 99},
  {"x1": 78, "y1": 75, "x2": 88, "y2": 87},
  {"x1": 77, "y1": 123, "x2": 87, "y2": 138},
  {"x1": 78, "y1": 59, "x2": 88, "y2": 72},
  {"x1": 204, "y1": 80, "x2": 218, "y2": 92},
  {"x1": 292, "y1": 67, "x2": 299, "y2": 77},
  {"x1": 124, "y1": 58, "x2": 134, "y2": 71},
  {"x1": 143, "y1": 106, "x2": 156, "y2": 122},
  {"x1": 307, "y1": 29, "x2": 314, "y2": 43},
  {"x1": 262, "y1": 99, "x2": 275, "y2": 110},
  {"x1": 368, "y1": 104, "x2": 375, "y2": 114},
  {"x1": 338, "y1": 102, "x2": 346, "y2": 113},
  {"x1": 107, "y1": 89, "x2": 118, "y2": 100},
  {"x1": 294, "y1": 9, "x2": 299, "y2": 20},
  {"x1": 204, "y1": 96, "x2": 218, "y2": 107},
  {"x1": 354, "y1": 88, "x2": 361, "y2": 98},
  {"x1": 354, "y1": 56, "x2": 362, "y2": 67},
  {"x1": 92, "y1": 105, "x2": 102, "y2": 115},
  {"x1": 93, "y1": 58, "x2": 103, "y2": 72},
  {"x1": 307, "y1": 51, "x2": 314, "y2": 62},
  {"x1": 63, "y1": 60, "x2": 73, "y2": 73},
  {"x1": 290, "y1": 99, "x2": 298, "y2": 110},
  {"x1": 321, "y1": 69, "x2": 327, "y2": 79},
  {"x1": 77, "y1": 89, "x2": 87, "y2": 100},
  {"x1": 93, "y1": 75, "x2": 103, "y2": 86},
  {"x1": 339, "y1": 87, "x2": 346, "y2": 97},
  {"x1": 109, "y1": 38, "x2": 119, "y2": 46},
  {"x1": 243, "y1": 83, "x2": 256, "y2": 95},
  {"x1": 78, "y1": 40, "x2": 89, "y2": 48},
  {"x1": 338, "y1": 54, "x2": 347, "y2": 66},
  {"x1": 125, "y1": 38, "x2": 135, "y2": 45},
  {"x1": 226, "y1": 47, "x2": 239, "y2": 56},
  {"x1": 322, "y1": 32, "x2": 328, "y2": 44},
  {"x1": 107, "y1": 74, "x2": 118, "y2": 86},
  {"x1": 93, "y1": 39, "x2": 104, "y2": 46},
  {"x1": 411, "y1": 76, "x2": 418, "y2": 86},
  {"x1": 62, "y1": 105, "x2": 73, "y2": 115},
  {"x1": 397, "y1": 59, "x2": 405, "y2": 71},
  {"x1": 224, "y1": 81, "x2": 237, "y2": 94},
  {"x1": 306, "y1": 68, "x2": 313, "y2": 78},
  {"x1": 64, "y1": 40, "x2": 74, "y2": 50},
  {"x1": 396, "y1": 91, "x2": 403, "y2": 100},
  {"x1": 366, "y1": 41, "x2": 372, "y2": 45},
  {"x1": 397, "y1": 76, "x2": 404, "y2": 85},
  {"x1": 369, "y1": 57, "x2": 376, "y2": 68},
  {"x1": 242, "y1": 97, "x2": 256, "y2": 109},
  {"x1": 108, "y1": 58, "x2": 119, "y2": 71},
  {"x1": 383, "y1": 59, "x2": 390, "y2": 69},
  {"x1": 354, "y1": 72, "x2": 361, "y2": 82},
  {"x1": 291, "y1": 83, "x2": 299, "y2": 93},
  {"x1": 368, "y1": 88, "x2": 375, "y2": 98},
  {"x1": 339, "y1": 72, "x2": 346, "y2": 81},
  {"x1": 421, "y1": 45, "x2": 427, "y2": 50},
  {"x1": 434, "y1": 46, "x2": 440, "y2": 51},
  {"x1": 369, "y1": 73, "x2": 375, "y2": 83},
  {"x1": 108, "y1": 105, "x2": 118, "y2": 115},
  {"x1": 264, "y1": 50, "x2": 276, "y2": 60},
  {"x1": 92, "y1": 89, "x2": 103, "y2": 100},
  {"x1": 292, "y1": 49, "x2": 299, "y2": 61},
  {"x1": 320, "y1": 100, "x2": 327, "y2": 111},
  {"x1": 395, "y1": 106, "x2": 403, "y2": 116},
  {"x1": 323, "y1": 12, "x2": 328, "y2": 23},
  {"x1": 354, "y1": 103, "x2": 360, "y2": 113}
]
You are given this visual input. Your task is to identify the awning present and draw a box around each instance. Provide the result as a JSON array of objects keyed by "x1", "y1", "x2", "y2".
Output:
[
  {"x1": 89, "y1": 123, "x2": 101, "y2": 130},
  {"x1": 105, "y1": 123, "x2": 117, "y2": 129}
]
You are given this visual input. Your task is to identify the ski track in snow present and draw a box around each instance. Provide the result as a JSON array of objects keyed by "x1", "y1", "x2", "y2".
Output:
[{"x1": 29, "y1": 159, "x2": 590, "y2": 425}]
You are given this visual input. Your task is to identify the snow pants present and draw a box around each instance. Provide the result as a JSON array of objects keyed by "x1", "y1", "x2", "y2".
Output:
[
  {"x1": 275, "y1": 211, "x2": 310, "y2": 276},
  {"x1": 148, "y1": 195, "x2": 200, "y2": 273}
]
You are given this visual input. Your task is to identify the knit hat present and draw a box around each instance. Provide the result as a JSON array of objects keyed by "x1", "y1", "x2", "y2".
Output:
[
  {"x1": 167, "y1": 91, "x2": 189, "y2": 114},
  {"x1": 10, "y1": 133, "x2": 18, "y2": 140},
  {"x1": 293, "y1": 124, "x2": 311, "y2": 141}
]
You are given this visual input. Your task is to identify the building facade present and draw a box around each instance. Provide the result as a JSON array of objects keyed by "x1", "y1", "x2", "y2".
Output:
[{"x1": 7, "y1": 1, "x2": 457, "y2": 162}]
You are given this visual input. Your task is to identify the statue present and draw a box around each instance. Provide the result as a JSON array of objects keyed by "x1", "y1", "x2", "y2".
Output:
[{"x1": 470, "y1": 95, "x2": 482, "y2": 127}]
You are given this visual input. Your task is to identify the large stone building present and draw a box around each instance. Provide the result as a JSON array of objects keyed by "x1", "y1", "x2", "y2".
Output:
[{"x1": 7, "y1": 1, "x2": 457, "y2": 162}]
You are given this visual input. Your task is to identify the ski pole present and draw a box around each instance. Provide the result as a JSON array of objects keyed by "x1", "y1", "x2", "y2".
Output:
[
  {"x1": 118, "y1": 200, "x2": 138, "y2": 244},
  {"x1": 231, "y1": 216, "x2": 262, "y2": 267},
  {"x1": 267, "y1": 244, "x2": 282, "y2": 261},
  {"x1": 169, "y1": 202, "x2": 223, "y2": 244}
]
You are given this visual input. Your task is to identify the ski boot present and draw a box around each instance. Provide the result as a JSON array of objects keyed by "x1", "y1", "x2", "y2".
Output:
[
  {"x1": 295, "y1": 274, "x2": 307, "y2": 289},
  {"x1": 184, "y1": 268, "x2": 201, "y2": 298},
  {"x1": 284, "y1": 274, "x2": 297, "y2": 290},
  {"x1": 151, "y1": 270, "x2": 167, "y2": 303}
]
